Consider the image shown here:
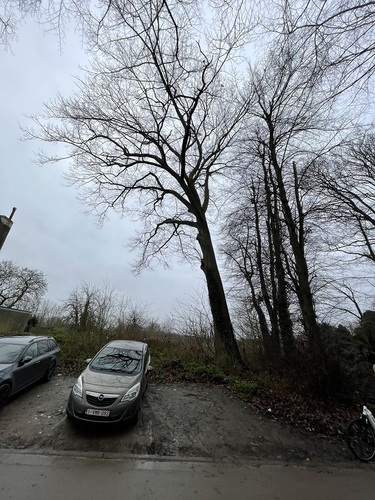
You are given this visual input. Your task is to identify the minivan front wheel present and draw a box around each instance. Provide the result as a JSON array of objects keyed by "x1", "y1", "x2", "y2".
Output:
[{"x1": 0, "y1": 382, "x2": 11, "y2": 406}]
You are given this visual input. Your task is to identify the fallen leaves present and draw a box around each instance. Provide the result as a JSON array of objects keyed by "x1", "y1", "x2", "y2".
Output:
[{"x1": 246, "y1": 389, "x2": 359, "y2": 440}]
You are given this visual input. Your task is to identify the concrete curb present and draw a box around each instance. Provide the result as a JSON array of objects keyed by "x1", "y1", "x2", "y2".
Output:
[{"x1": 0, "y1": 447, "x2": 372, "y2": 471}]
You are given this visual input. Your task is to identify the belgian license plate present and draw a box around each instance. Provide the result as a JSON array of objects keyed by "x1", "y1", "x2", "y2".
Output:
[{"x1": 85, "y1": 409, "x2": 110, "y2": 417}]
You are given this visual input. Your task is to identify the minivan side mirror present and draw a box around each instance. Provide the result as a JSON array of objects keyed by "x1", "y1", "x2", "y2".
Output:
[{"x1": 147, "y1": 365, "x2": 153, "y2": 373}]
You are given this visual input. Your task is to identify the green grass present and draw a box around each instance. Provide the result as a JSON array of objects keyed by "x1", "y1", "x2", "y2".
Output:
[{"x1": 229, "y1": 375, "x2": 273, "y2": 398}]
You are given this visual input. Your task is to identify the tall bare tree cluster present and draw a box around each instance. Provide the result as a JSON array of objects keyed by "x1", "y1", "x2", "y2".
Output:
[
  {"x1": 223, "y1": 1, "x2": 375, "y2": 366},
  {"x1": 5, "y1": 0, "x2": 375, "y2": 369}
]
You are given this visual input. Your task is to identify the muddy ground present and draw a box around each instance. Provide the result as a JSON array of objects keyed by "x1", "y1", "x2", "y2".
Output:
[{"x1": 0, "y1": 373, "x2": 361, "y2": 465}]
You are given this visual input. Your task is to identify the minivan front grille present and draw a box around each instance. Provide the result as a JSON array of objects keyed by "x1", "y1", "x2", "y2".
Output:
[{"x1": 86, "y1": 391, "x2": 119, "y2": 407}]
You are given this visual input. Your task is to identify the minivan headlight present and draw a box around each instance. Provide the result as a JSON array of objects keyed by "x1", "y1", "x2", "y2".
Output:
[
  {"x1": 121, "y1": 382, "x2": 140, "y2": 402},
  {"x1": 73, "y1": 375, "x2": 83, "y2": 398}
]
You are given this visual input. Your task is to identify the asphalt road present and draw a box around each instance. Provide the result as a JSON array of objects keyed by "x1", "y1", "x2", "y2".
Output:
[{"x1": 1, "y1": 449, "x2": 375, "y2": 500}]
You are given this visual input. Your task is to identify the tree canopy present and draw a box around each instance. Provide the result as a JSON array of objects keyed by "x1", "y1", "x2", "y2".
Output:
[{"x1": 0, "y1": 260, "x2": 47, "y2": 309}]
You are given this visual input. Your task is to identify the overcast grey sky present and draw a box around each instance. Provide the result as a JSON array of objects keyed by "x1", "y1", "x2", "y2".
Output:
[{"x1": 0, "y1": 20, "x2": 204, "y2": 320}]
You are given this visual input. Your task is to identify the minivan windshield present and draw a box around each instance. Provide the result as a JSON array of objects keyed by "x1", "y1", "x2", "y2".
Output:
[
  {"x1": 0, "y1": 343, "x2": 25, "y2": 363},
  {"x1": 90, "y1": 347, "x2": 142, "y2": 374}
]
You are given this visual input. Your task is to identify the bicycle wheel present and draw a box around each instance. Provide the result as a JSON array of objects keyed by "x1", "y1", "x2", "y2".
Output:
[{"x1": 347, "y1": 418, "x2": 375, "y2": 462}]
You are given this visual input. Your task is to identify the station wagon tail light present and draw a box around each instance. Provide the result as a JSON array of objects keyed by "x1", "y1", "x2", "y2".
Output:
[
  {"x1": 121, "y1": 382, "x2": 140, "y2": 402},
  {"x1": 73, "y1": 375, "x2": 83, "y2": 398}
]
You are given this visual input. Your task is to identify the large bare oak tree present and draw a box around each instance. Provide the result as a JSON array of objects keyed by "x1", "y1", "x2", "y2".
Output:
[{"x1": 28, "y1": 0, "x2": 254, "y2": 366}]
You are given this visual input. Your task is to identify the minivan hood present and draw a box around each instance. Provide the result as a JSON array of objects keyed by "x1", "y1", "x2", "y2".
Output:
[
  {"x1": 81, "y1": 367, "x2": 140, "y2": 393},
  {"x1": 0, "y1": 364, "x2": 12, "y2": 372}
]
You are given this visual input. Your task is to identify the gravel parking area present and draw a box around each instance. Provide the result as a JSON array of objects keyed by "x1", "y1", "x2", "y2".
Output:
[{"x1": 0, "y1": 374, "x2": 355, "y2": 465}]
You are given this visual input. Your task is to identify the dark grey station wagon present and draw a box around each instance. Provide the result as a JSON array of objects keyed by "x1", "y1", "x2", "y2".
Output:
[{"x1": 0, "y1": 335, "x2": 61, "y2": 406}]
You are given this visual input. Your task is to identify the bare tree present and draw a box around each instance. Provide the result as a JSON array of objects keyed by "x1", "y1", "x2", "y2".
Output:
[
  {"x1": 171, "y1": 297, "x2": 215, "y2": 362},
  {"x1": 314, "y1": 135, "x2": 375, "y2": 263},
  {"x1": 224, "y1": 170, "x2": 296, "y2": 363},
  {"x1": 27, "y1": 0, "x2": 253, "y2": 365},
  {"x1": 0, "y1": 0, "x2": 92, "y2": 49},
  {"x1": 114, "y1": 297, "x2": 151, "y2": 340},
  {"x1": 0, "y1": 259, "x2": 47, "y2": 309},
  {"x1": 62, "y1": 282, "x2": 90, "y2": 330},
  {"x1": 62, "y1": 280, "x2": 118, "y2": 332},
  {"x1": 34, "y1": 299, "x2": 64, "y2": 328},
  {"x1": 251, "y1": 1, "x2": 375, "y2": 326},
  {"x1": 235, "y1": 21, "x2": 345, "y2": 362},
  {"x1": 269, "y1": 1, "x2": 375, "y2": 95}
]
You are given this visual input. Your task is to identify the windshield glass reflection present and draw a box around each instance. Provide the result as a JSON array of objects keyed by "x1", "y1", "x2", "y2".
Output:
[
  {"x1": 0, "y1": 344, "x2": 24, "y2": 363},
  {"x1": 91, "y1": 347, "x2": 142, "y2": 374}
]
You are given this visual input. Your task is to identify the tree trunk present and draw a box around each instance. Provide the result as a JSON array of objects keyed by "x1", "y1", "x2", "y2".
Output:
[
  {"x1": 268, "y1": 127, "x2": 321, "y2": 360},
  {"x1": 271, "y1": 200, "x2": 296, "y2": 358},
  {"x1": 196, "y1": 219, "x2": 244, "y2": 368},
  {"x1": 243, "y1": 268, "x2": 272, "y2": 360}
]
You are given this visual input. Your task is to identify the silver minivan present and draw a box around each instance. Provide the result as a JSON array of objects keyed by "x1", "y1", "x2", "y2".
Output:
[{"x1": 66, "y1": 339, "x2": 152, "y2": 424}]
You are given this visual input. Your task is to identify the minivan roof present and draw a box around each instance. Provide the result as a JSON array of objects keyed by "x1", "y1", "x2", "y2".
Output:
[{"x1": 105, "y1": 339, "x2": 147, "y2": 351}]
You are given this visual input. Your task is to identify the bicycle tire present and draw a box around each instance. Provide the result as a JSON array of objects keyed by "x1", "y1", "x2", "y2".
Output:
[{"x1": 347, "y1": 418, "x2": 375, "y2": 462}]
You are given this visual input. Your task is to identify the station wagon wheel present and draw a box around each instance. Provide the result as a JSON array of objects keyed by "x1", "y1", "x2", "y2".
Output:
[
  {"x1": 44, "y1": 361, "x2": 57, "y2": 382},
  {"x1": 0, "y1": 382, "x2": 11, "y2": 406}
]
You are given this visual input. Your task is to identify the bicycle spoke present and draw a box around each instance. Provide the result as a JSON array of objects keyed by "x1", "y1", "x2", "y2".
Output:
[{"x1": 347, "y1": 418, "x2": 375, "y2": 462}]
